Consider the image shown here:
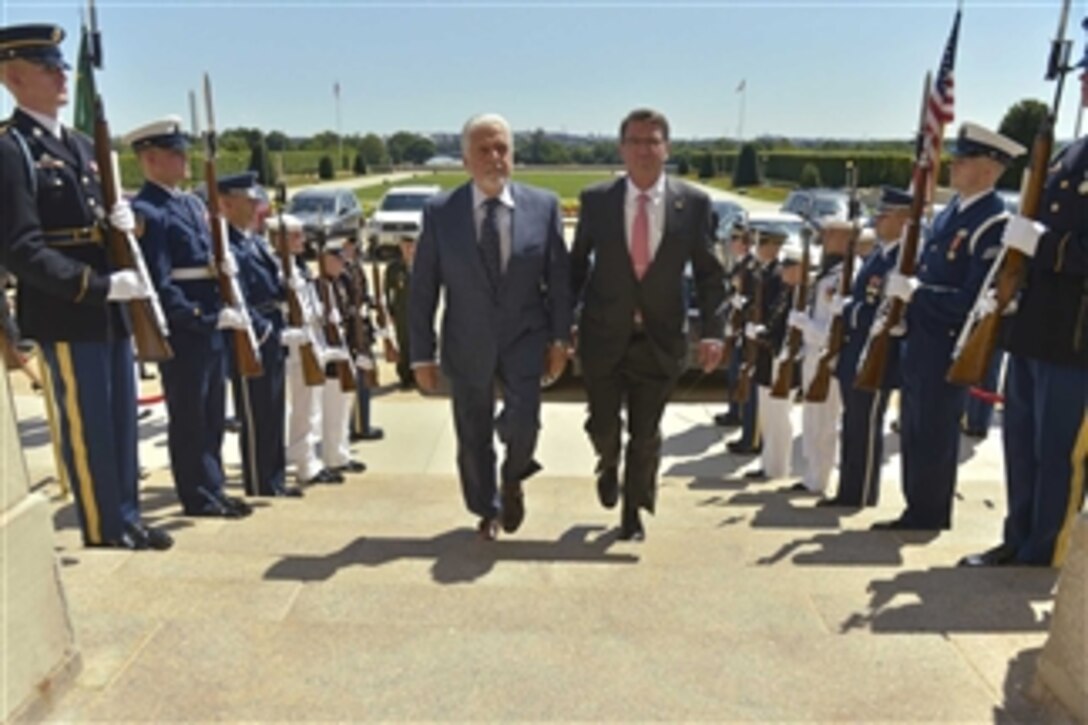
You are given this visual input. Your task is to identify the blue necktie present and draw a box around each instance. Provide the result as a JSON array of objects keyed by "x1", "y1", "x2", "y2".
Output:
[{"x1": 480, "y1": 198, "x2": 502, "y2": 289}]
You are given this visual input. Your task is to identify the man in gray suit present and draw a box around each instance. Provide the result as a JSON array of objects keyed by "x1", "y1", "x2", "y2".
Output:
[
  {"x1": 572, "y1": 108, "x2": 725, "y2": 540},
  {"x1": 410, "y1": 113, "x2": 572, "y2": 540}
]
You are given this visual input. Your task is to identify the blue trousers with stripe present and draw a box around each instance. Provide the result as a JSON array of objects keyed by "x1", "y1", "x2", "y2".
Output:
[
  {"x1": 40, "y1": 339, "x2": 139, "y2": 545},
  {"x1": 158, "y1": 338, "x2": 228, "y2": 513},
  {"x1": 232, "y1": 339, "x2": 286, "y2": 496},
  {"x1": 836, "y1": 383, "x2": 890, "y2": 507},
  {"x1": 1002, "y1": 355, "x2": 1088, "y2": 566}
]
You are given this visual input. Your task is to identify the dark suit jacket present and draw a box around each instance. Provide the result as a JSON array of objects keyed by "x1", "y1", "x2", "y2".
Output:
[
  {"x1": 571, "y1": 177, "x2": 725, "y2": 378},
  {"x1": 409, "y1": 181, "x2": 572, "y2": 387}
]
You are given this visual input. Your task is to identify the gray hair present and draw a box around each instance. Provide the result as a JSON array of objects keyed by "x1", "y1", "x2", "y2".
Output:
[{"x1": 461, "y1": 113, "x2": 513, "y2": 155}]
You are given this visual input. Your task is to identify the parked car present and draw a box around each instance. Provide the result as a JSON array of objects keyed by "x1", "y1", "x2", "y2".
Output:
[
  {"x1": 286, "y1": 188, "x2": 364, "y2": 254},
  {"x1": 365, "y1": 185, "x2": 441, "y2": 259}
]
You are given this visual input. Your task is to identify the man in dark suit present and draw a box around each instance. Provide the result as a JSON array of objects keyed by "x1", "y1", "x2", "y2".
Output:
[
  {"x1": 571, "y1": 108, "x2": 725, "y2": 541},
  {"x1": 409, "y1": 113, "x2": 571, "y2": 541}
]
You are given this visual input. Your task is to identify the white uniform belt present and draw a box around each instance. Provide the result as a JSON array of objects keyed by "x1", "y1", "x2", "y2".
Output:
[{"x1": 171, "y1": 266, "x2": 216, "y2": 281}]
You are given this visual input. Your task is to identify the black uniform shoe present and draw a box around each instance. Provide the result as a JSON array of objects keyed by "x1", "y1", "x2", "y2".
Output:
[
  {"x1": 216, "y1": 493, "x2": 253, "y2": 517},
  {"x1": 788, "y1": 482, "x2": 817, "y2": 494},
  {"x1": 870, "y1": 517, "x2": 944, "y2": 531},
  {"x1": 500, "y1": 481, "x2": 525, "y2": 533},
  {"x1": 270, "y1": 485, "x2": 305, "y2": 498},
  {"x1": 744, "y1": 469, "x2": 768, "y2": 481},
  {"x1": 126, "y1": 522, "x2": 174, "y2": 550},
  {"x1": 815, "y1": 497, "x2": 852, "y2": 508},
  {"x1": 359, "y1": 427, "x2": 384, "y2": 441},
  {"x1": 957, "y1": 543, "x2": 1017, "y2": 567},
  {"x1": 596, "y1": 466, "x2": 619, "y2": 509},
  {"x1": 713, "y1": 412, "x2": 742, "y2": 427},
  {"x1": 335, "y1": 460, "x2": 366, "y2": 474},
  {"x1": 184, "y1": 499, "x2": 244, "y2": 519},
  {"x1": 224, "y1": 417, "x2": 242, "y2": 434},
  {"x1": 727, "y1": 441, "x2": 762, "y2": 455},
  {"x1": 308, "y1": 468, "x2": 345, "y2": 484},
  {"x1": 618, "y1": 504, "x2": 645, "y2": 542}
]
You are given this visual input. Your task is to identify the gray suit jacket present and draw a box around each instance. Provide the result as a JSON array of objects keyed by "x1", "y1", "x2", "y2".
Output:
[
  {"x1": 571, "y1": 176, "x2": 725, "y2": 378},
  {"x1": 409, "y1": 181, "x2": 572, "y2": 386}
]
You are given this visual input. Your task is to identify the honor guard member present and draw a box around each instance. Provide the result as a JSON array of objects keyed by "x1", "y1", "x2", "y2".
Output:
[
  {"x1": 715, "y1": 223, "x2": 755, "y2": 428},
  {"x1": 127, "y1": 117, "x2": 252, "y2": 519},
  {"x1": 790, "y1": 219, "x2": 853, "y2": 494},
  {"x1": 729, "y1": 228, "x2": 784, "y2": 456},
  {"x1": 218, "y1": 172, "x2": 300, "y2": 498},
  {"x1": 317, "y1": 240, "x2": 366, "y2": 475},
  {"x1": 341, "y1": 236, "x2": 384, "y2": 442},
  {"x1": 960, "y1": 34, "x2": 1088, "y2": 567},
  {"x1": 272, "y1": 215, "x2": 343, "y2": 486},
  {"x1": 821, "y1": 187, "x2": 912, "y2": 508},
  {"x1": 876, "y1": 123, "x2": 1026, "y2": 531},
  {"x1": 0, "y1": 24, "x2": 171, "y2": 550},
  {"x1": 384, "y1": 234, "x2": 416, "y2": 389}
]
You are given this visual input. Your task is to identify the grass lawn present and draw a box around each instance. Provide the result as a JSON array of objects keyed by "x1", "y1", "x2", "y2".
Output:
[{"x1": 356, "y1": 169, "x2": 616, "y2": 212}]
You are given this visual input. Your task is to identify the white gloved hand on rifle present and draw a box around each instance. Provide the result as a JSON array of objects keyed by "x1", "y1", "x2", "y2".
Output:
[
  {"x1": 287, "y1": 274, "x2": 307, "y2": 293},
  {"x1": 220, "y1": 246, "x2": 239, "y2": 278},
  {"x1": 885, "y1": 271, "x2": 918, "y2": 303},
  {"x1": 108, "y1": 199, "x2": 136, "y2": 235},
  {"x1": 744, "y1": 322, "x2": 766, "y2": 341},
  {"x1": 216, "y1": 307, "x2": 248, "y2": 331},
  {"x1": 1001, "y1": 214, "x2": 1046, "y2": 258},
  {"x1": 280, "y1": 327, "x2": 308, "y2": 347},
  {"x1": 787, "y1": 309, "x2": 810, "y2": 334},
  {"x1": 323, "y1": 347, "x2": 350, "y2": 364},
  {"x1": 729, "y1": 294, "x2": 747, "y2": 311},
  {"x1": 106, "y1": 270, "x2": 149, "y2": 301},
  {"x1": 328, "y1": 307, "x2": 343, "y2": 326},
  {"x1": 355, "y1": 354, "x2": 375, "y2": 371},
  {"x1": 829, "y1": 294, "x2": 849, "y2": 316}
]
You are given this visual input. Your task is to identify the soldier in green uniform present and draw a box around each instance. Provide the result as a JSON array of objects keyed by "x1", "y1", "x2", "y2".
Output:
[{"x1": 384, "y1": 234, "x2": 415, "y2": 389}]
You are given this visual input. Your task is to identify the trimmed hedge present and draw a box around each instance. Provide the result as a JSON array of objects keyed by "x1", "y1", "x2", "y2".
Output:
[
  {"x1": 688, "y1": 150, "x2": 951, "y2": 189},
  {"x1": 117, "y1": 149, "x2": 348, "y2": 190}
]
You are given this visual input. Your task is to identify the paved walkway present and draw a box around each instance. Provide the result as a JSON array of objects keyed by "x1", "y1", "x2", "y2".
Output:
[{"x1": 10, "y1": 366, "x2": 1064, "y2": 721}]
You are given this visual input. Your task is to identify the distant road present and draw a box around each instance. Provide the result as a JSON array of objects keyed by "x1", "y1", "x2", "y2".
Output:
[
  {"x1": 286, "y1": 170, "x2": 417, "y2": 197},
  {"x1": 687, "y1": 180, "x2": 782, "y2": 213}
]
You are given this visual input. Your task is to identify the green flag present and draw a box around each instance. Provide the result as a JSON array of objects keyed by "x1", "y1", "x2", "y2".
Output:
[{"x1": 73, "y1": 25, "x2": 96, "y2": 136}]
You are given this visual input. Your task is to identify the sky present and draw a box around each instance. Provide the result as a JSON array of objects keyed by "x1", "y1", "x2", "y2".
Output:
[{"x1": 1, "y1": 0, "x2": 1085, "y2": 142}]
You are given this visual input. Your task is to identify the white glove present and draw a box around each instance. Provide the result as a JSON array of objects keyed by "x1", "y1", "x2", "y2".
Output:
[
  {"x1": 287, "y1": 275, "x2": 306, "y2": 293},
  {"x1": 221, "y1": 247, "x2": 239, "y2": 278},
  {"x1": 730, "y1": 295, "x2": 747, "y2": 311},
  {"x1": 108, "y1": 199, "x2": 136, "y2": 234},
  {"x1": 280, "y1": 327, "x2": 307, "y2": 347},
  {"x1": 323, "y1": 347, "x2": 350, "y2": 364},
  {"x1": 1001, "y1": 214, "x2": 1046, "y2": 258},
  {"x1": 355, "y1": 354, "x2": 375, "y2": 371},
  {"x1": 106, "y1": 270, "x2": 149, "y2": 301},
  {"x1": 885, "y1": 272, "x2": 918, "y2": 303},
  {"x1": 830, "y1": 294, "x2": 849, "y2": 316},
  {"x1": 216, "y1": 307, "x2": 248, "y2": 331},
  {"x1": 787, "y1": 309, "x2": 810, "y2": 333},
  {"x1": 744, "y1": 322, "x2": 766, "y2": 341},
  {"x1": 328, "y1": 307, "x2": 343, "y2": 326}
]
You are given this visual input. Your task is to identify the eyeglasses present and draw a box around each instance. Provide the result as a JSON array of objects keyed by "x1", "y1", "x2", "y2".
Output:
[{"x1": 622, "y1": 137, "x2": 665, "y2": 148}]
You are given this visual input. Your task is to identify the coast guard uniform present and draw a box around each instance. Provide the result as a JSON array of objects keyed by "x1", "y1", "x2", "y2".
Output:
[
  {"x1": 0, "y1": 24, "x2": 170, "y2": 549},
  {"x1": 879, "y1": 123, "x2": 1026, "y2": 531}
]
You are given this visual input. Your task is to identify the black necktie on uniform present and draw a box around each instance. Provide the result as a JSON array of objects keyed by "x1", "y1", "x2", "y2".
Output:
[{"x1": 480, "y1": 197, "x2": 502, "y2": 289}]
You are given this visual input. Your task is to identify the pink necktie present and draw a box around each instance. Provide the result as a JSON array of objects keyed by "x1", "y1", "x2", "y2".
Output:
[{"x1": 631, "y1": 192, "x2": 650, "y2": 279}]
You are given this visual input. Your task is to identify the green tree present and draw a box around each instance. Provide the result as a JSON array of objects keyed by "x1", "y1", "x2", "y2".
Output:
[
  {"x1": 359, "y1": 133, "x2": 388, "y2": 166},
  {"x1": 386, "y1": 131, "x2": 420, "y2": 164},
  {"x1": 353, "y1": 152, "x2": 368, "y2": 176},
  {"x1": 697, "y1": 151, "x2": 715, "y2": 180},
  {"x1": 265, "y1": 130, "x2": 291, "y2": 151},
  {"x1": 318, "y1": 155, "x2": 335, "y2": 180},
  {"x1": 675, "y1": 155, "x2": 690, "y2": 176},
  {"x1": 403, "y1": 136, "x2": 437, "y2": 164},
  {"x1": 732, "y1": 143, "x2": 762, "y2": 187},
  {"x1": 997, "y1": 98, "x2": 1047, "y2": 190},
  {"x1": 798, "y1": 162, "x2": 822, "y2": 189},
  {"x1": 247, "y1": 138, "x2": 276, "y2": 185}
]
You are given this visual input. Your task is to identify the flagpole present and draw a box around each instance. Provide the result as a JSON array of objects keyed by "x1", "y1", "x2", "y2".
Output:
[
  {"x1": 335, "y1": 81, "x2": 342, "y2": 176},
  {"x1": 736, "y1": 81, "x2": 746, "y2": 142}
]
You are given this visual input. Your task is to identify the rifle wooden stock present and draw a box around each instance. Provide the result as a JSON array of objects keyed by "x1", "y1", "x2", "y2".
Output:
[
  {"x1": 734, "y1": 266, "x2": 764, "y2": 405},
  {"x1": 93, "y1": 99, "x2": 173, "y2": 362},
  {"x1": 771, "y1": 232, "x2": 811, "y2": 399},
  {"x1": 275, "y1": 226, "x2": 324, "y2": 386},
  {"x1": 946, "y1": 115, "x2": 1053, "y2": 386},
  {"x1": 319, "y1": 279, "x2": 357, "y2": 393},
  {"x1": 205, "y1": 159, "x2": 263, "y2": 378},
  {"x1": 348, "y1": 261, "x2": 377, "y2": 387}
]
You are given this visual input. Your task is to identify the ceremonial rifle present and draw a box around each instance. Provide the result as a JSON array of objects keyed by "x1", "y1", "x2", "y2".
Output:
[
  {"x1": 86, "y1": 0, "x2": 172, "y2": 361},
  {"x1": 733, "y1": 259, "x2": 764, "y2": 406},
  {"x1": 946, "y1": 0, "x2": 1074, "y2": 386},
  {"x1": 201, "y1": 73, "x2": 263, "y2": 378},
  {"x1": 854, "y1": 73, "x2": 933, "y2": 393},
  {"x1": 274, "y1": 183, "x2": 324, "y2": 386},
  {"x1": 805, "y1": 161, "x2": 860, "y2": 402},
  {"x1": 316, "y1": 232, "x2": 357, "y2": 393},
  {"x1": 721, "y1": 230, "x2": 751, "y2": 369},
  {"x1": 346, "y1": 250, "x2": 377, "y2": 387},
  {"x1": 770, "y1": 223, "x2": 812, "y2": 399}
]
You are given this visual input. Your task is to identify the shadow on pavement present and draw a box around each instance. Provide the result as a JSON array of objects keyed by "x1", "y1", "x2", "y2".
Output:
[
  {"x1": 720, "y1": 487, "x2": 852, "y2": 530},
  {"x1": 840, "y1": 566, "x2": 1057, "y2": 635},
  {"x1": 993, "y1": 646, "x2": 1056, "y2": 723},
  {"x1": 263, "y1": 524, "x2": 638, "y2": 585},
  {"x1": 755, "y1": 528, "x2": 939, "y2": 567}
]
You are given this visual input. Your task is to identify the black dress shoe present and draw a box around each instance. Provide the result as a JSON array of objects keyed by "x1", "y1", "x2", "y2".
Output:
[
  {"x1": 596, "y1": 466, "x2": 619, "y2": 509},
  {"x1": 958, "y1": 543, "x2": 1017, "y2": 567},
  {"x1": 224, "y1": 418, "x2": 242, "y2": 434},
  {"x1": 744, "y1": 469, "x2": 768, "y2": 481},
  {"x1": 618, "y1": 504, "x2": 645, "y2": 542},
  {"x1": 789, "y1": 482, "x2": 818, "y2": 494},
  {"x1": 359, "y1": 427, "x2": 384, "y2": 441},
  {"x1": 127, "y1": 522, "x2": 174, "y2": 550},
  {"x1": 88, "y1": 529, "x2": 147, "y2": 550},
  {"x1": 477, "y1": 516, "x2": 499, "y2": 541},
  {"x1": 870, "y1": 517, "x2": 944, "y2": 532},
  {"x1": 815, "y1": 497, "x2": 852, "y2": 508},
  {"x1": 335, "y1": 460, "x2": 367, "y2": 474},
  {"x1": 713, "y1": 412, "x2": 741, "y2": 427},
  {"x1": 308, "y1": 469, "x2": 345, "y2": 484},
  {"x1": 270, "y1": 485, "x2": 305, "y2": 498},
  {"x1": 500, "y1": 481, "x2": 525, "y2": 533},
  {"x1": 217, "y1": 493, "x2": 253, "y2": 517},
  {"x1": 727, "y1": 441, "x2": 762, "y2": 455},
  {"x1": 184, "y1": 499, "x2": 244, "y2": 519}
]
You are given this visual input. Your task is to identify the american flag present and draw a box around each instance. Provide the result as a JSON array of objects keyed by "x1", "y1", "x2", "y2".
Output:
[{"x1": 922, "y1": 9, "x2": 961, "y2": 166}]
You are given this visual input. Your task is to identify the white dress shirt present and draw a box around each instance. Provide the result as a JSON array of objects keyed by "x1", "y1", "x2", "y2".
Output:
[
  {"x1": 624, "y1": 174, "x2": 666, "y2": 261},
  {"x1": 471, "y1": 183, "x2": 515, "y2": 272},
  {"x1": 19, "y1": 105, "x2": 63, "y2": 139}
]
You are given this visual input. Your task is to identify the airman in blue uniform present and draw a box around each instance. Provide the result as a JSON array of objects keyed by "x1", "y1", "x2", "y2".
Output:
[
  {"x1": 820, "y1": 187, "x2": 912, "y2": 508},
  {"x1": 875, "y1": 122, "x2": 1026, "y2": 531},
  {"x1": 0, "y1": 24, "x2": 171, "y2": 550},
  {"x1": 218, "y1": 172, "x2": 300, "y2": 498},
  {"x1": 961, "y1": 31, "x2": 1088, "y2": 567},
  {"x1": 128, "y1": 117, "x2": 253, "y2": 519}
]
